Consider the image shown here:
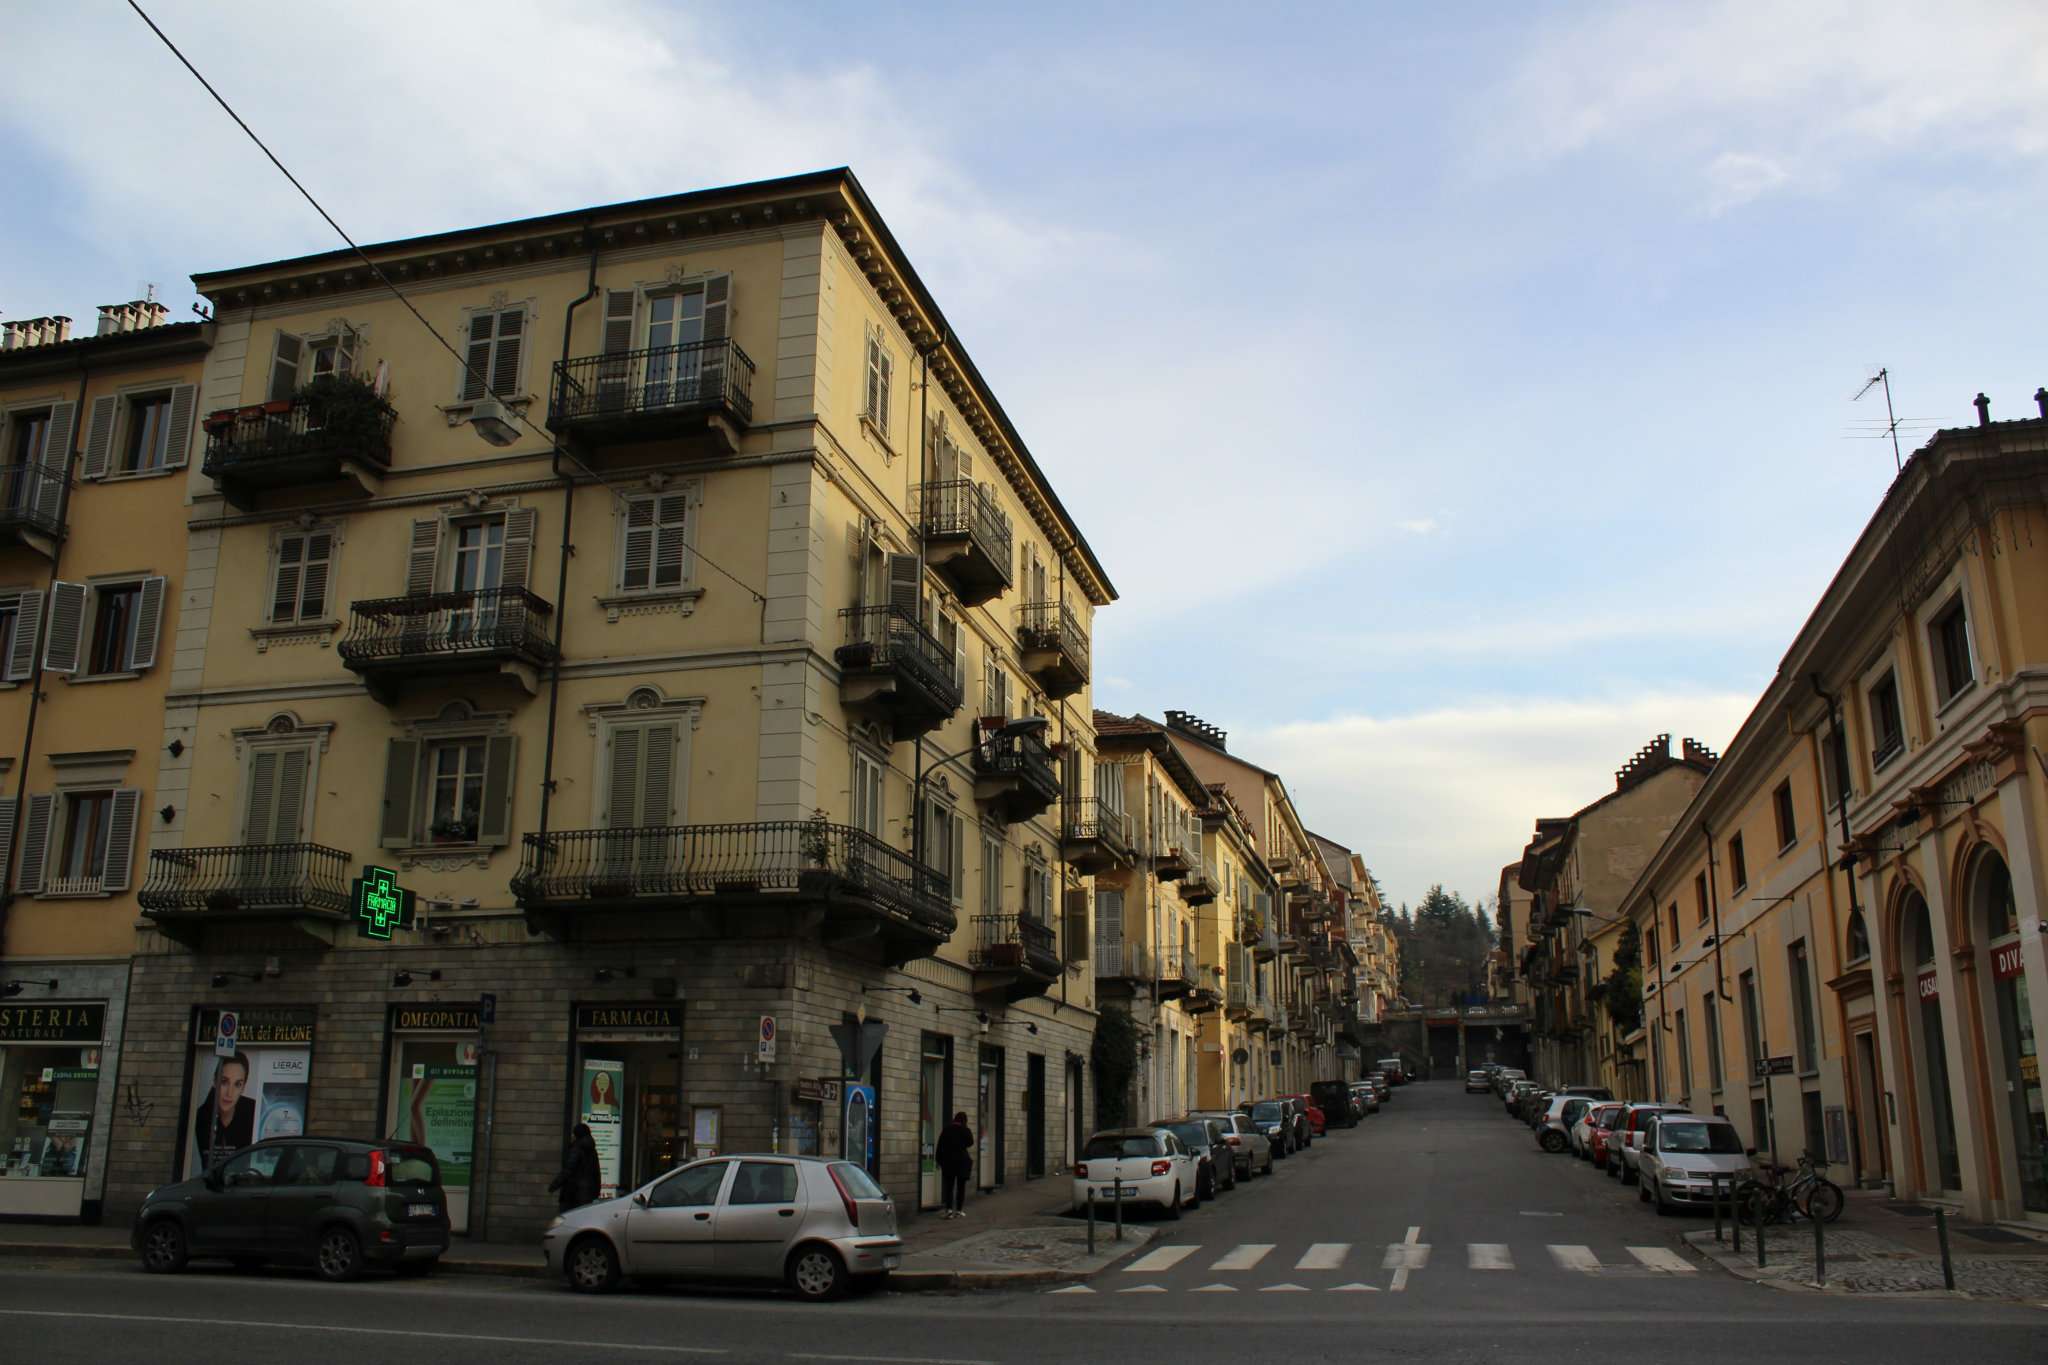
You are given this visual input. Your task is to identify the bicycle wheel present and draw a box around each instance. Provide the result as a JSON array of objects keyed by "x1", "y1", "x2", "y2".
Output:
[
  {"x1": 1801, "y1": 1178, "x2": 1845, "y2": 1223},
  {"x1": 1743, "y1": 1185, "x2": 1783, "y2": 1226}
]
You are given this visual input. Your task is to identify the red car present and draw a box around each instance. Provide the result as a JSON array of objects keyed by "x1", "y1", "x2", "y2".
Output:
[
  {"x1": 1582, "y1": 1102, "x2": 1626, "y2": 1167},
  {"x1": 1285, "y1": 1094, "x2": 1327, "y2": 1140}
]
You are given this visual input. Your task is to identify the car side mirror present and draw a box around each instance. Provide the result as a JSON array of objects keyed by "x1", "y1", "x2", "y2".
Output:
[
  {"x1": 1744, "y1": 1147, "x2": 1756, "y2": 1158},
  {"x1": 633, "y1": 1190, "x2": 650, "y2": 1207}
]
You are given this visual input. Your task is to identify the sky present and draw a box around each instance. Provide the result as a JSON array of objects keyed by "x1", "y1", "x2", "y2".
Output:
[{"x1": 6, "y1": 1, "x2": 2046, "y2": 912}]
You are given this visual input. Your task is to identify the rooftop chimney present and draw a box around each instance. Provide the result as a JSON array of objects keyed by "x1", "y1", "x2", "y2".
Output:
[
  {"x1": 1163, "y1": 710, "x2": 1228, "y2": 751},
  {"x1": 1, "y1": 316, "x2": 74, "y2": 350},
  {"x1": 2035, "y1": 387, "x2": 2047, "y2": 420},
  {"x1": 1974, "y1": 392, "x2": 1991, "y2": 427},
  {"x1": 95, "y1": 300, "x2": 170, "y2": 336}
]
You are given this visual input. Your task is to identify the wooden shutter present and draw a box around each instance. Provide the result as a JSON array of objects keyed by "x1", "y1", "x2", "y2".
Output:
[
  {"x1": 271, "y1": 333, "x2": 304, "y2": 401},
  {"x1": 40, "y1": 401, "x2": 75, "y2": 477},
  {"x1": 951, "y1": 813, "x2": 965, "y2": 906},
  {"x1": 461, "y1": 313, "x2": 494, "y2": 402},
  {"x1": 5, "y1": 590, "x2": 41, "y2": 681},
  {"x1": 653, "y1": 493, "x2": 689, "y2": 589},
  {"x1": 379, "y1": 740, "x2": 419, "y2": 847},
  {"x1": 164, "y1": 383, "x2": 197, "y2": 469},
  {"x1": 619, "y1": 497, "x2": 655, "y2": 591},
  {"x1": 15, "y1": 792, "x2": 54, "y2": 893},
  {"x1": 41, "y1": 581, "x2": 86, "y2": 675},
  {"x1": 128, "y1": 575, "x2": 167, "y2": 671},
  {"x1": 602, "y1": 290, "x2": 637, "y2": 354},
  {"x1": 1064, "y1": 888, "x2": 1090, "y2": 964},
  {"x1": 272, "y1": 535, "x2": 304, "y2": 622},
  {"x1": 81, "y1": 395, "x2": 118, "y2": 479},
  {"x1": 0, "y1": 798, "x2": 14, "y2": 899},
  {"x1": 953, "y1": 620, "x2": 968, "y2": 694},
  {"x1": 243, "y1": 749, "x2": 280, "y2": 843},
  {"x1": 701, "y1": 275, "x2": 730, "y2": 341},
  {"x1": 605, "y1": 726, "x2": 642, "y2": 829},
  {"x1": 100, "y1": 788, "x2": 141, "y2": 893},
  {"x1": 642, "y1": 722, "x2": 678, "y2": 826},
  {"x1": 405, "y1": 518, "x2": 440, "y2": 596},
  {"x1": 490, "y1": 310, "x2": 524, "y2": 398},
  {"x1": 479, "y1": 735, "x2": 517, "y2": 845},
  {"x1": 333, "y1": 326, "x2": 358, "y2": 378},
  {"x1": 499, "y1": 507, "x2": 538, "y2": 591},
  {"x1": 885, "y1": 553, "x2": 921, "y2": 618}
]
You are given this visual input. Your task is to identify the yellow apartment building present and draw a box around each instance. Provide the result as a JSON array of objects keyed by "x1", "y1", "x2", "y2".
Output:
[
  {"x1": 100, "y1": 170, "x2": 1115, "y2": 1235},
  {"x1": 0, "y1": 302, "x2": 210, "y2": 1220},
  {"x1": 1199, "y1": 784, "x2": 1279, "y2": 1108},
  {"x1": 1619, "y1": 399, "x2": 2048, "y2": 1223}
]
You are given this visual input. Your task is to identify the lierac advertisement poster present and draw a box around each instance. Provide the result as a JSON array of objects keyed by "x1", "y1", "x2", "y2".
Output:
[
  {"x1": 582, "y1": 1059, "x2": 624, "y2": 1198},
  {"x1": 186, "y1": 1046, "x2": 309, "y2": 1176},
  {"x1": 395, "y1": 1064, "x2": 476, "y2": 1188}
]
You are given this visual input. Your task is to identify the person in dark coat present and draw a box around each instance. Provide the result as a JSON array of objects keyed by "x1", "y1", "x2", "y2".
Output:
[
  {"x1": 934, "y1": 1111, "x2": 974, "y2": 1218},
  {"x1": 549, "y1": 1123, "x2": 601, "y2": 1211}
]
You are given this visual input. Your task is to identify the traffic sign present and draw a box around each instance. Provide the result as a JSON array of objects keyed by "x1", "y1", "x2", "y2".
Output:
[
  {"x1": 214, "y1": 1010, "x2": 239, "y2": 1057},
  {"x1": 479, "y1": 992, "x2": 497, "y2": 1026},
  {"x1": 352, "y1": 865, "x2": 417, "y2": 940},
  {"x1": 758, "y1": 1014, "x2": 778, "y2": 1062},
  {"x1": 1753, "y1": 1055, "x2": 1795, "y2": 1078}
]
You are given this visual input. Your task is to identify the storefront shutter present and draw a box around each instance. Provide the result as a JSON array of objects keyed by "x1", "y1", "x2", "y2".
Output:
[
  {"x1": 128, "y1": 575, "x2": 167, "y2": 671},
  {"x1": 4, "y1": 590, "x2": 41, "y2": 682},
  {"x1": 99, "y1": 789, "x2": 141, "y2": 893},
  {"x1": 81, "y1": 394, "x2": 118, "y2": 479},
  {"x1": 41, "y1": 581, "x2": 86, "y2": 675},
  {"x1": 479, "y1": 734, "x2": 517, "y2": 846},
  {"x1": 380, "y1": 740, "x2": 419, "y2": 847},
  {"x1": 15, "y1": 792, "x2": 54, "y2": 893}
]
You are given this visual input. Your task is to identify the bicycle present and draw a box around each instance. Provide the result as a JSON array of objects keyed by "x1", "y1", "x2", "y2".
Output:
[{"x1": 1741, "y1": 1153, "x2": 1844, "y2": 1224}]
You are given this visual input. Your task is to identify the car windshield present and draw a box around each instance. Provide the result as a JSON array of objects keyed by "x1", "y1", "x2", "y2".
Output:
[
  {"x1": 831, "y1": 1163, "x2": 884, "y2": 1198},
  {"x1": 384, "y1": 1147, "x2": 438, "y2": 1184},
  {"x1": 1085, "y1": 1135, "x2": 1159, "y2": 1159},
  {"x1": 1162, "y1": 1123, "x2": 1211, "y2": 1147},
  {"x1": 1251, "y1": 1102, "x2": 1284, "y2": 1122},
  {"x1": 1661, "y1": 1123, "x2": 1745, "y2": 1154}
]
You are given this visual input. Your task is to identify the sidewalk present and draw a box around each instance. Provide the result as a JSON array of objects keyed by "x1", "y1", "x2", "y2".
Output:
[
  {"x1": 1684, "y1": 1189, "x2": 2048, "y2": 1302},
  {"x1": 0, "y1": 1177, "x2": 1150, "y2": 1292}
]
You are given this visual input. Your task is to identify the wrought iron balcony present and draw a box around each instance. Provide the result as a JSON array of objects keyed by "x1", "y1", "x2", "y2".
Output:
[
  {"x1": 1015, "y1": 600, "x2": 1089, "y2": 699},
  {"x1": 970, "y1": 913, "x2": 1061, "y2": 1001},
  {"x1": 1180, "y1": 853, "x2": 1216, "y2": 905},
  {"x1": 513, "y1": 818, "x2": 953, "y2": 963},
  {"x1": 1153, "y1": 842, "x2": 1191, "y2": 883},
  {"x1": 202, "y1": 396, "x2": 393, "y2": 506},
  {"x1": 138, "y1": 842, "x2": 353, "y2": 947},
  {"x1": 1226, "y1": 973, "x2": 1251, "y2": 1018},
  {"x1": 339, "y1": 586, "x2": 556, "y2": 700},
  {"x1": 548, "y1": 338, "x2": 754, "y2": 451},
  {"x1": 1060, "y1": 797, "x2": 1132, "y2": 874},
  {"x1": 917, "y1": 481, "x2": 1013, "y2": 606},
  {"x1": 0, "y1": 462, "x2": 67, "y2": 549},
  {"x1": 834, "y1": 606, "x2": 962, "y2": 740},
  {"x1": 1093, "y1": 940, "x2": 1152, "y2": 989},
  {"x1": 972, "y1": 727, "x2": 1060, "y2": 822},
  {"x1": 1155, "y1": 945, "x2": 1197, "y2": 1001}
]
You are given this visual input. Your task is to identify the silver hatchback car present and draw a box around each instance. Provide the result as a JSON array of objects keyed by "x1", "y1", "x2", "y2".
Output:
[{"x1": 544, "y1": 1153, "x2": 901, "y2": 1300}]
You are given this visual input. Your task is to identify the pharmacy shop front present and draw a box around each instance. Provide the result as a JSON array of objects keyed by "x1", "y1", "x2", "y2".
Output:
[{"x1": 1, "y1": 1001, "x2": 112, "y2": 1220}]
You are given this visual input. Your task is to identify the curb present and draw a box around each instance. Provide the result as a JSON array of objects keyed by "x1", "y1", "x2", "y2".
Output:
[{"x1": 0, "y1": 1239, "x2": 548, "y2": 1279}]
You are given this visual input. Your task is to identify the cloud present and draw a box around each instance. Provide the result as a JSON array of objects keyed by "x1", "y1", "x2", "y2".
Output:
[
  {"x1": 1318, "y1": 598, "x2": 1799, "y2": 663},
  {"x1": 1397, "y1": 517, "x2": 1441, "y2": 535},
  {"x1": 1704, "y1": 152, "x2": 1791, "y2": 214},
  {"x1": 1232, "y1": 690, "x2": 1757, "y2": 912}
]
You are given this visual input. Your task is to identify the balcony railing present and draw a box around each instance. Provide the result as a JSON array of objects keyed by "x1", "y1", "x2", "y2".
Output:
[
  {"x1": 339, "y1": 586, "x2": 557, "y2": 677},
  {"x1": 1015, "y1": 600, "x2": 1089, "y2": 698},
  {"x1": 1093, "y1": 940, "x2": 1152, "y2": 982},
  {"x1": 972, "y1": 727, "x2": 1060, "y2": 821},
  {"x1": 917, "y1": 481, "x2": 1013, "y2": 606},
  {"x1": 1060, "y1": 796, "x2": 1132, "y2": 872},
  {"x1": 835, "y1": 606, "x2": 962, "y2": 737},
  {"x1": 0, "y1": 461, "x2": 67, "y2": 542},
  {"x1": 513, "y1": 819, "x2": 953, "y2": 942},
  {"x1": 139, "y1": 843, "x2": 353, "y2": 938},
  {"x1": 549, "y1": 337, "x2": 755, "y2": 438},
  {"x1": 971, "y1": 913, "x2": 1060, "y2": 976},
  {"x1": 201, "y1": 395, "x2": 394, "y2": 501}
]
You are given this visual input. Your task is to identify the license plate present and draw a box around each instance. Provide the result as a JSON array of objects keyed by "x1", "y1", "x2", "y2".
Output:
[
  {"x1": 1098, "y1": 1187, "x2": 1133, "y2": 1199},
  {"x1": 883, "y1": 1255, "x2": 901, "y2": 1269},
  {"x1": 408, "y1": 1203, "x2": 436, "y2": 1217}
]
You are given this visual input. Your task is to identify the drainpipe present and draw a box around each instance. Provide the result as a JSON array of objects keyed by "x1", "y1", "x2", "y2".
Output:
[
  {"x1": 1704, "y1": 823, "x2": 1733, "y2": 1004},
  {"x1": 0, "y1": 361, "x2": 91, "y2": 947}
]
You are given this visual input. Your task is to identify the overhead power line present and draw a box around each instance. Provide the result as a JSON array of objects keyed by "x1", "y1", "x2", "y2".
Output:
[{"x1": 124, "y1": 0, "x2": 767, "y2": 604}]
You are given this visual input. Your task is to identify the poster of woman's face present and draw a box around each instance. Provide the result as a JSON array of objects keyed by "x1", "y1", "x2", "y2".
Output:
[
  {"x1": 186, "y1": 1046, "x2": 309, "y2": 1176},
  {"x1": 590, "y1": 1070, "x2": 617, "y2": 1109}
]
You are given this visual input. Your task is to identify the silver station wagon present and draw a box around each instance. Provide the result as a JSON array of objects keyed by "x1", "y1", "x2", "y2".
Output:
[{"x1": 543, "y1": 1153, "x2": 901, "y2": 1300}]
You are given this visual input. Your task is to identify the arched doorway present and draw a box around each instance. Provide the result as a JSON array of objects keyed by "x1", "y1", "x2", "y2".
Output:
[
  {"x1": 1971, "y1": 851, "x2": 2046, "y2": 1213},
  {"x1": 1902, "y1": 888, "x2": 1963, "y2": 1191}
]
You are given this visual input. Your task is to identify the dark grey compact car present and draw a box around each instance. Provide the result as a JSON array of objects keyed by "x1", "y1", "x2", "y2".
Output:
[
  {"x1": 1245, "y1": 1098, "x2": 1296, "y2": 1156},
  {"x1": 134, "y1": 1137, "x2": 450, "y2": 1281},
  {"x1": 1154, "y1": 1117, "x2": 1236, "y2": 1198}
]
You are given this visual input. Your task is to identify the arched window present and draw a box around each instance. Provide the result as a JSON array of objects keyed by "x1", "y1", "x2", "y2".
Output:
[
  {"x1": 1846, "y1": 909, "x2": 1870, "y2": 964},
  {"x1": 1910, "y1": 894, "x2": 1935, "y2": 967},
  {"x1": 1976, "y1": 854, "x2": 2017, "y2": 941}
]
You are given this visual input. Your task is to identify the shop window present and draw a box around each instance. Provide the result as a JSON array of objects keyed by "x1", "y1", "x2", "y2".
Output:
[
  {"x1": 387, "y1": 1010, "x2": 479, "y2": 1231},
  {"x1": 0, "y1": 1037, "x2": 103, "y2": 1197},
  {"x1": 1773, "y1": 781, "x2": 1797, "y2": 851},
  {"x1": 184, "y1": 1010, "x2": 315, "y2": 1178},
  {"x1": 572, "y1": 1006, "x2": 685, "y2": 1197}
]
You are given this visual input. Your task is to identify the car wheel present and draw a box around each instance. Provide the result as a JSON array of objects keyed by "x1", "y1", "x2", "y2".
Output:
[
  {"x1": 565, "y1": 1235, "x2": 620, "y2": 1293},
  {"x1": 1653, "y1": 1181, "x2": 1673, "y2": 1216},
  {"x1": 139, "y1": 1219, "x2": 188, "y2": 1274},
  {"x1": 314, "y1": 1226, "x2": 363, "y2": 1283},
  {"x1": 1198, "y1": 1166, "x2": 1214, "y2": 1201},
  {"x1": 1639, "y1": 1176, "x2": 1651, "y2": 1203},
  {"x1": 1540, "y1": 1130, "x2": 1568, "y2": 1154},
  {"x1": 787, "y1": 1244, "x2": 849, "y2": 1302},
  {"x1": 1166, "y1": 1184, "x2": 1183, "y2": 1220}
]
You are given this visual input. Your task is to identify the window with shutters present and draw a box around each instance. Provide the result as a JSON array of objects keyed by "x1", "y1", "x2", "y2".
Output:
[
  {"x1": 239, "y1": 744, "x2": 313, "y2": 845},
  {"x1": 120, "y1": 393, "x2": 173, "y2": 473},
  {"x1": 862, "y1": 326, "x2": 893, "y2": 435},
  {"x1": 604, "y1": 721, "x2": 680, "y2": 830},
  {"x1": 981, "y1": 828, "x2": 1004, "y2": 913},
  {"x1": 6, "y1": 408, "x2": 54, "y2": 467},
  {"x1": 426, "y1": 740, "x2": 489, "y2": 844},
  {"x1": 616, "y1": 491, "x2": 693, "y2": 594},
  {"x1": 376, "y1": 706, "x2": 519, "y2": 855},
  {"x1": 55, "y1": 576, "x2": 168, "y2": 677},
  {"x1": 18, "y1": 781, "x2": 140, "y2": 898},
  {"x1": 0, "y1": 597, "x2": 17, "y2": 684},
  {"x1": 269, "y1": 529, "x2": 335, "y2": 625},
  {"x1": 458, "y1": 306, "x2": 526, "y2": 402},
  {"x1": 920, "y1": 793, "x2": 958, "y2": 899},
  {"x1": 268, "y1": 326, "x2": 358, "y2": 401},
  {"x1": 54, "y1": 792, "x2": 113, "y2": 890},
  {"x1": 851, "y1": 749, "x2": 885, "y2": 840}
]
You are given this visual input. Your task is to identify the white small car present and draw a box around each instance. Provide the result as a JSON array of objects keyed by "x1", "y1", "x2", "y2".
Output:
[
  {"x1": 1072, "y1": 1128, "x2": 1200, "y2": 1217},
  {"x1": 1638, "y1": 1114, "x2": 1753, "y2": 1215}
]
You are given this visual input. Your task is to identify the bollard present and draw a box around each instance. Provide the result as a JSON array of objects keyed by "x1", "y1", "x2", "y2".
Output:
[
  {"x1": 1732, "y1": 1182, "x2": 1743, "y2": 1254},
  {"x1": 1755, "y1": 1188, "x2": 1767, "y2": 1270},
  {"x1": 1713, "y1": 1177, "x2": 1725, "y2": 1245},
  {"x1": 1114, "y1": 1176, "x2": 1124, "y2": 1242},
  {"x1": 1935, "y1": 1207, "x2": 1954, "y2": 1290},
  {"x1": 1086, "y1": 1186, "x2": 1096, "y2": 1255},
  {"x1": 1813, "y1": 1202, "x2": 1825, "y2": 1287}
]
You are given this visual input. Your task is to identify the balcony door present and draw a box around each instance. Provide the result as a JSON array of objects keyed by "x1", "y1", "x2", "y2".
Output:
[
  {"x1": 238, "y1": 746, "x2": 311, "y2": 894},
  {"x1": 447, "y1": 517, "x2": 505, "y2": 644},
  {"x1": 643, "y1": 290, "x2": 706, "y2": 409},
  {"x1": 603, "y1": 722, "x2": 681, "y2": 889}
]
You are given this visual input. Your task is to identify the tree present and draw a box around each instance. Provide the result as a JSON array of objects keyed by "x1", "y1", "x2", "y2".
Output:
[{"x1": 1393, "y1": 885, "x2": 1496, "y2": 1007}]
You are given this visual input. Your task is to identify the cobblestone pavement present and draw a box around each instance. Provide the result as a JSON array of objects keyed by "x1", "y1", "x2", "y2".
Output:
[
  {"x1": 1687, "y1": 1224, "x2": 2048, "y2": 1299},
  {"x1": 905, "y1": 1222, "x2": 1155, "y2": 1269}
]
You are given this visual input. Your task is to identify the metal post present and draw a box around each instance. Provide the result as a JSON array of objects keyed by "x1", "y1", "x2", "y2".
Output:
[
  {"x1": 1113, "y1": 1176, "x2": 1124, "y2": 1241},
  {"x1": 1086, "y1": 1188, "x2": 1096, "y2": 1254},
  {"x1": 1731, "y1": 1184, "x2": 1742, "y2": 1254},
  {"x1": 1713, "y1": 1175, "x2": 1725, "y2": 1244},
  {"x1": 1813, "y1": 1205, "x2": 1825, "y2": 1287},
  {"x1": 1935, "y1": 1207, "x2": 1954, "y2": 1290},
  {"x1": 1756, "y1": 1189, "x2": 1767, "y2": 1269}
]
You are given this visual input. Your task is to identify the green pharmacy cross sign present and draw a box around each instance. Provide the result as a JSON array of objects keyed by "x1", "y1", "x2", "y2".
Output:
[{"x1": 352, "y1": 865, "x2": 417, "y2": 940}]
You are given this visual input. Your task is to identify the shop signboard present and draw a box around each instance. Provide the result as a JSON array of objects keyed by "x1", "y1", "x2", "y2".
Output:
[
  {"x1": 581, "y1": 1058, "x2": 625, "y2": 1198},
  {"x1": 1991, "y1": 941, "x2": 2025, "y2": 981},
  {"x1": 0, "y1": 1003, "x2": 106, "y2": 1044},
  {"x1": 1752, "y1": 1054, "x2": 1795, "y2": 1079},
  {"x1": 353, "y1": 864, "x2": 417, "y2": 940}
]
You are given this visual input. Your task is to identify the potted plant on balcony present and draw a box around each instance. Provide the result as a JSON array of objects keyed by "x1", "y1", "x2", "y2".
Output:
[{"x1": 298, "y1": 371, "x2": 396, "y2": 445}]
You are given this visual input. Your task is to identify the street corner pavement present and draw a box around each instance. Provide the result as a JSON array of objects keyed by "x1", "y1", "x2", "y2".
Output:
[
  {"x1": 1682, "y1": 1226, "x2": 2048, "y2": 1303},
  {"x1": 894, "y1": 1219, "x2": 1161, "y2": 1290}
]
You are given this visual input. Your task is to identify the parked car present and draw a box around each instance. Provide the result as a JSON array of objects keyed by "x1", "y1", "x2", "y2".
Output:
[
  {"x1": 1285, "y1": 1094, "x2": 1326, "y2": 1141},
  {"x1": 1310, "y1": 1081, "x2": 1359, "y2": 1129},
  {"x1": 1071, "y1": 1128, "x2": 1200, "y2": 1218},
  {"x1": 1610, "y1": 1103, "x2": 1689, "y2": 1184},
  {"x1": 1535, "y1": 1094, "x2": 1596, "y2": 1153},
  {"x1": 1194, "y1": 1110, "x2": 1275, "y2": 1179},
  {"x1": 1465, "y1": 1069, "x2": 1490, "y2": 1093},
  {"x1": 134, "y1": 1137, "x2": 450, "y2": 1281},
  {"x1": 1154, "y1": 1117, "x2": 1236, "y2": 1199},
  {"x1": 1366, "y1": 1072, "x2": 1391, "y2": 1101},
  {"x1": 1349, "y1": 1082, "x2": 1380, "y2": 1116},
  {"x1": 1506, "y1": 1081, "x2": 1542, "y2": 1118},
  {"x1": 1524, "y1": 1089, "x2": 1557, "y2": 1127},
  {"x1": 544, "y1": 1153, "x2": 898, "y2": 1300},
  {"x1": 1553, "y1": 1084, "x2": 1616, "y2": 1101},
  {"x1": 1245, "y1": 1098, "x2": 1296, "y2": 1157},
  {"x1": 1492, "y1": 1068, "x2": 1526, "y2": 1098},
  {"x1": 1375, "y1": 1057, "x2": 1408, "y2": 1085},
  {"x1": 1587, "y1": 1101, "x2": 1629, "y2": 1168},
  {"x1": 1638, "y1": 1114, "x2": 1753, "y2": 1216},
  {"x1": 1574, "y1": 1101, "x2": 1625, "y2": 1160}
]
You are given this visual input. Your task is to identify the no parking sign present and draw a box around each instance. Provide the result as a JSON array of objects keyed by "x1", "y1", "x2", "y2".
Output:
[{"x1": 214, "y1": 1010, "x2": 239, "y2": 1057}]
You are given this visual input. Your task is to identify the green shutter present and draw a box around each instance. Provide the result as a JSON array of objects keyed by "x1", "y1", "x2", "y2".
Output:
[
  {"x1": 380, "y1": 740, "x2": 419, "y2": 848},
  {"x1": 479, "y1": 734, "x2": 516, "y2": 846},
  {"x1": 99, "y1": 789, "x2": 141, "y2": 893}
]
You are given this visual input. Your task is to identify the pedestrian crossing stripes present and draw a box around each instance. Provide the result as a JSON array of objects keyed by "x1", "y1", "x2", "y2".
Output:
[{"x1": 1091, "y1": 1240, "x2": 1698, "y2": 1291}]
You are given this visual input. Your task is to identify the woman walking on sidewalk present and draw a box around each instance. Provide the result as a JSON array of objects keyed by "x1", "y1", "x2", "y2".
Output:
[{"x1": 936, "y1": 1112, "x2": 974, "y2": 1219}]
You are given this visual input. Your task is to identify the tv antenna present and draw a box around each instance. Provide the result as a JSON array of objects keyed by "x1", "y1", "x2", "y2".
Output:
[{"x1": 1853, "y1": 367, "x2": 1904, "y2": 472}]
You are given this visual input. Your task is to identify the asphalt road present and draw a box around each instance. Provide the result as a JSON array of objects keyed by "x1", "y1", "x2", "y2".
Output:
[{"x1": 2, "y1": 1081, "x2": 2039, "y2": 1363}]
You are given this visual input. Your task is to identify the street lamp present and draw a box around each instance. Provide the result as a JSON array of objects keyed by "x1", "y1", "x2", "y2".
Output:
[{"x1": 910, "y1": 716, "x2": 1049, "y2": 878}]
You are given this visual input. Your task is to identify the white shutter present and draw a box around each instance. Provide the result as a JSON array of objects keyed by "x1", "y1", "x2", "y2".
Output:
[
  {"x1": 641, "y1": 722, "x2": 678, "y2": 826},
  {"x1": 40, "y1": 401, "x2": 75, "y2": 477},
  {"x1": 619, "y1": 496, "x2": 655, "y2": 591},
  {"x1": 242, "y1": 749, "x2": 280, "y2": 844},
  {"x1": 164, "y1": 383, "x2": 197, "y2": 469},
  {"x1": 606, "y1": 726, "x2": 643, "y2": 830},
  {"x1": 886, "y1": 553, "x2": 921, "y2": 619},
  {"x1": 42, "y1": 581, "x2": 86, "y2": 675},
  {"x1": 701, "y1": 274, "x2": 730, "y2": 341},
  {"x1": 270, "y1": 333, "x2": 304, "y2": 401},
  {"x1": 405, "y1": 518, "x2": 440, "y2": 596},
  {"x1": 81, "y1": 395, "x2": 119, "y2": 480},
  {"x1": 461, "y1": 313, "x2": 494, "y2": 402},
  {"x1": 100, "y1": 789, "x2": 141, "y2": 893},
  {"x1": 5, "y1": 590, "x2": 41, "y2": 681},
  {"x1": 490, "y1": 309, "x2": 525, "y2": 398},
  {"x1": 499, "y1": 507, "x2": 539, "y2": 591},
  {"x1": 128, "y1": 575, "x2": 167, "y2": 671}
]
